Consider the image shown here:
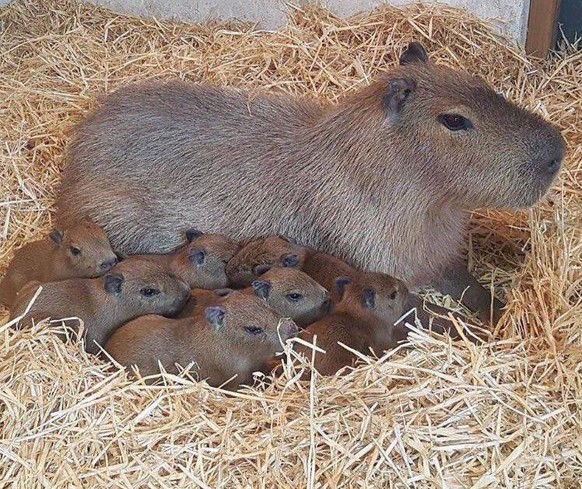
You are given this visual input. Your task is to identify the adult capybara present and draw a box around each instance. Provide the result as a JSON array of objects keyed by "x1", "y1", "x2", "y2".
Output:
[
  {"x1": 286, "y1": 272, "x2": 408, "y2": 377},
  {"x1": 106, "y1": 291, "x2": 298, "y2": 389},
  {"x1": 0, "y1": 220, "x2": 117, "y2": 307},
  {"x1": 10, "y1": 258, "x2": 190, "y2": 354},
  {"x1": 132, "y1": 229, "x2": 239, "y2": 289},
  {"x1": 56, "y1": 42, "x2": 565, "y2": 324}
]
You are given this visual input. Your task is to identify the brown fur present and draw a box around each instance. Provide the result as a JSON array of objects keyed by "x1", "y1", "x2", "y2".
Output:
[
  {"x1": 56, "y1": 44, "x2": 564, "y2": 308},
  {"x1": 131, "y1": 231, "x2": 239, "y2": 289},
  {"x1": 0, "y1": 220, "x2": 117, "y2": 307},
  {"x1": 10, "y1": 258, "x2": 190, "y2": 354},
  {"x1": 288, "y1": 272, "x2": 408, "y2": 377},
  {"x1": 105, "y1": 291, "x2": 298, "y2": 389}
]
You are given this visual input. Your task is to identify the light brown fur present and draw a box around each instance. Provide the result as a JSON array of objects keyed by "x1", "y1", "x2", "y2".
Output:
[
  {"x1": 106, "y1": 291, "x2": 298, "y2": 389},
  {"x1": 0, "y1": 220, "x2": 117, "y2": 308},
  {"x1": 10, "y1": 258, "x2": 190, "y2": 354}
]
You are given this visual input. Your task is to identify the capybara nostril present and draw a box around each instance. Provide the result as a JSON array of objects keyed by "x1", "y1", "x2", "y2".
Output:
[{"x1": 101, "y1": 257, "x2": 118, "y2": 271}]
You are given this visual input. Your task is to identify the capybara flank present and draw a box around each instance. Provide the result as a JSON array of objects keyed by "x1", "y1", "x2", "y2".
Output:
[
  {"x1": 0, "y1": 219, "x2": 117, "y2": 308},
  {"x1": 56, "y1": 43, "x2": 565, "y2": 323},
  {"x1": 106, "y1": 291, "x2": 298, "y2": 389},
  {"x1": 288, "y1": 272, "x2": 408, "y2": 377},
  {"x1": 132, "y1": 229, "x2": 239, "y2": 289},
  {"x1": 245, "y1": 267, "x2": 330, "y2": 327},
  {"x1": 10, "y1": 258, "x2": 190, "y2": 355}
]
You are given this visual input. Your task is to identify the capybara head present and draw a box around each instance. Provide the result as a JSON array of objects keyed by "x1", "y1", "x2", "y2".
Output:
[
  {"x1": 49, "y1": 219, "x2": 118, "y2": 276},
  {"x1": 204, "y1": 291, "x2": 298, "y2": 354},
  {"x1": 173, "y1": 229, "x2": 240, "y2": 289},
  {"x1": 336, "y1": 272, "x2": 408, "y2": 325},
  {"x1": 102, "y1": 258, "x2": 190, "y2": 317},
  {"x1": 226, "y1": 236, "x2": 307, "y2": 287},
  {"x1": 251, "y1": 268, "x2": 330, "y2": 326},
  {"x1": 347, "y1": 42, "x2": 565, "y2": 209}
]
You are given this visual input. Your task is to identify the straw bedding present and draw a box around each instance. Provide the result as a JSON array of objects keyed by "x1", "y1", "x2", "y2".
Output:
[{"x1": 0, "y1": 0, "x2": 580, "y2": 486}]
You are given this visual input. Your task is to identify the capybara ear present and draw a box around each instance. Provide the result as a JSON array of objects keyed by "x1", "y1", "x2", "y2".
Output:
[
  {"x1": 186, "y1": 228, "x2": 204, "y2": 242},
  {"x1": 281, "y1": 254, "x2": 299, "y2": 268},
  {"x1": 104, "y1": 273, "x2": 124, "y2": 294},
  {"x1": 399, "y1": 42, "x2": 429, "y2": 65},
  {"x1": 49, "y1": 229, "x2": 64, "y2": 244},
  {"x1": 335, "y1": 277, "x2": 352, "y2": 299},
  {"x1": 252, "y1": 280, "x2": 271, "y2": 300},
  {"x1": 205, "y1": 306, "x2": 226, "y2": 330},
  {"x1": 188, "y1": 249, "x2": 205, "y2": 266},
  {"x1": 254, "y1": 264, "x2": 272, "y2": 276},
  {"x1": 363, "y1": 288, "x2": 376, "y2": 309},
  {"x1": 214, "y1": 288, "x2": 233, "y2": 297},
  {"x1": 278, "y1": 235, "x2": 297, "y2": 245},
  {"x1": 382, "y1": 78, "x2": 416, "y2": 121}
]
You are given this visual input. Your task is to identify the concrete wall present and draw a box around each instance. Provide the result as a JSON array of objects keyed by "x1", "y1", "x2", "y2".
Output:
[{"x1": 0, "y1": 0, "x2": 531, "y2": 44}]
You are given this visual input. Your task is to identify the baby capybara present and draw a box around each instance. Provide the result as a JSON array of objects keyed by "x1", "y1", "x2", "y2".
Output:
[
  {"x1": 287, "y1": 272, "x2": 408, "y2": 377},
  {"x1": 10, "y1": 258, "x2": 190, "y2": 355},
  {"x1": 226, "y1": 235, "x2": 356, "y2": 304},
  {"x1": 106, "y1": 291, "x2": 298, "y2": 389},
  {"x1": 57, "y1": 43, "x2": 565, "y2": 324},
  {"x1": 132, "y1": 229, "x2": 239, "y2": 289},
  {"x1": 0, "y1": 219, "x2": 117, "y2": 307},
  {"x1": 244, "y1": 267, "x2": 330, "y2": 327}
]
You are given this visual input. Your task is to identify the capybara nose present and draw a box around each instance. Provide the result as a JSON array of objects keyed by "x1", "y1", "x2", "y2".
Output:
[{"x1": 100, "y1": 257, "x2": 118, "y2": 271}]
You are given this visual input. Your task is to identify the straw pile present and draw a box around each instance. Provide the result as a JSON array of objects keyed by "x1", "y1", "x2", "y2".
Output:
[{"x1": 0, "y1": 0, "x2": 580, "y2": 486}]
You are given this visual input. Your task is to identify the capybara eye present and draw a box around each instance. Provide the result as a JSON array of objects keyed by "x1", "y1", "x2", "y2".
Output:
[
  {"x1": 70, "y1": 246, "x2": 81, "y2": 256},
  {"x1": 438, "y1": 114, "x2": 473, "y2": 131},
  {"x1": 286, "y1": 293, "x2": 303, "y2": 302},
  {"x1": 189, "y1": 250, "x2": 205, "y2": 266},
  {"x1": 389, "y1": 290, "x2": 398, "y2": 300},
  {"x1": 140, "y1": 287, "x2": 160, "y2": 297},
  {"x1": 244, "y1": 326, "x2": 264, "y2": 335}
]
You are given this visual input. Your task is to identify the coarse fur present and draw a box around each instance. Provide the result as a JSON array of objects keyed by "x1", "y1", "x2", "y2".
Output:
[
  {"x1": 56, "y1": 43, "x2": 565, "y2": 293},
  {"x1": 10, "y1": 258, "x2": 190, "y2": 354},
  {"x1": 131, "y1": 230, "x2": 239, "y2": 289},
  {"x1": 0, "y1": 220, "x2": 117, "y2": 307},
  {"x1": 287, "y1": 272, "x2": 408, "y2": 377},
  {"x1": 106, "y1": 291, "x2": 298, "y2": 389}
]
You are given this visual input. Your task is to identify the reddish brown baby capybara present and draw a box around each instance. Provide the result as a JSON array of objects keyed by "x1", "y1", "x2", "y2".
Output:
[
  {"x1": 105, "y1": 291, "x2": 298, "y2": 389},
  {"x1": 286, "y1": 272, "x2": 409, "y2": 377},
  {"x1": 132, "y1": 229, "x2": 239, "y2": 289},
  {"x1": 10, "y1": 258, "x2": 190, "y2": 355},
  {"x1": 0, "y1": 219, "x2": 117, "y2": 308},
  {"x1": 226, "y1": 235, "x2": 356, "y2": 304},
  {"x1": 56, "y1": 43, "x2": 565, "y2": 324},
  {"x1": 243, "y1": 267, "x2": 330, "y2": 327}
]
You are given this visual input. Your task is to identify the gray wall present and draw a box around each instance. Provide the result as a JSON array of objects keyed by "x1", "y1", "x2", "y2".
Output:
[{"x1": 0, "y1": 0, "x2": 531, "y2": 44}]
